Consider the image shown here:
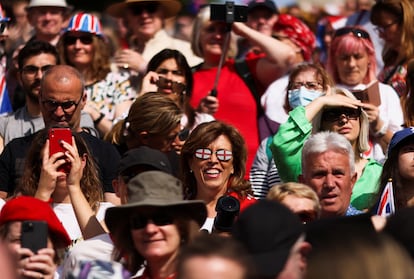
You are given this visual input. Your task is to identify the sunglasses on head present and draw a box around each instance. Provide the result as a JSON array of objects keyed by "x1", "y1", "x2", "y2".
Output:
[
  {"x1": 130, "y1": 213, "x2": 174, "y2": 230},
  {"x1": 64, "y1": 34, "x2": 94, "y2": 45},
  {"x1": 334, "y1": 27, "x2": 370, "y2": 40},
  {"x1": 156, "y1": 76, "x2": 186, "y2": 95},
  {"x1": 322, "y1": 107, "x2": 361, "y2": 122},
  {"x1": 194, "y1": 148, "x2": 233, "y2": 162},
  {"x1": 130, "y1": 3, "x2": 159, "y2": 15}
]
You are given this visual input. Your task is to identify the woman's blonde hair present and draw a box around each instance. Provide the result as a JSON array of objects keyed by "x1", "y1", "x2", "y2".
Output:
[
  {"x1": 267, "y1": 182, "x2": 321, "y2": 216},
  {"x1": 312, "y1": 87, "x2": 370, "y2": 154}
]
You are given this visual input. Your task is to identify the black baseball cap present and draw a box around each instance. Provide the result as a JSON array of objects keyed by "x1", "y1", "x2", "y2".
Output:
[
  {"x1": 232, "y1": 200, "x2": 303, "y2": 278},
  {"x1": 248, "y1": 0, "x2": 279, "y2": 14},
  {"x1": 117, "y1": 146, "x2": 172, "y2": 175}
]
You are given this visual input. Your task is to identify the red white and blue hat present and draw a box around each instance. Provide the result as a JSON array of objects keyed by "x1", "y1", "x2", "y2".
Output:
[
  {"x1": 0, "y1": 4, "x2": 10, "y2": 23},
  {"x1": 65, "y1": 13, "x2": 103, "y2": 37}
]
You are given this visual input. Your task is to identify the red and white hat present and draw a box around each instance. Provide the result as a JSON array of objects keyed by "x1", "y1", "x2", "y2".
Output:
[{"x1": 65, "y1": 13, "x2": 103, "y2": 37}]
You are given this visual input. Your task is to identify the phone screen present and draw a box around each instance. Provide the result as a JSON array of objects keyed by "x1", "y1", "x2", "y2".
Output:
[
  {"x1": 48, "y1": 127, "x2": 73, "y2": 173},
  {"x1": 21, "y1": 221, "x2": 48, "y2": 254}
]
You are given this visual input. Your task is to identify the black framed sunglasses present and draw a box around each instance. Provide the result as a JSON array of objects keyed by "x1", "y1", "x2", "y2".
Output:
[
  {"x1": 322, "y1": 107, "x2": 361, "y2": 122},
  {"x1": 64, "y1": 34, "x2": 94, "y2": 45},
  {"x1": 130, "y1": 213, "x2": 174, "y2": 230},
  {"x1": 21, "y1": 64, "x2": 54, "y2": 75},
  {"x1": 334, "y1": 27, "x2": 370, "y2": 40},
  {"x1": 178, "y1": 128, "x2": 190, "y2": 141},
  {"x1": 130, "y1": 3, "x2": 159, "y2": 15},
  {"x1": 41, "y1": 94, "x2": 83, "y2": 113},
  {"x1": 156, "y1": 76, "x2": 186, "y2": 95}
]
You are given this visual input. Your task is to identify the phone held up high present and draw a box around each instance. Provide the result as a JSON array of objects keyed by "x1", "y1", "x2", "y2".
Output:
[
  {"x1": 48, "y1": 127, "x2": 73, "y2": 173},
  {"x1": 210, "y1": 1, "x2": 248, "y2": 24},
  {"x1": 21, "y1": 220, "x2": 48, "y2": 254}
]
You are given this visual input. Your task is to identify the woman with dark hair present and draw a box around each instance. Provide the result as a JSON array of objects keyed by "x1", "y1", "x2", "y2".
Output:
[
  {"x1": 370, "y1": 0, "x2": 414, "y2": 97},
  {"x1": 57, "y1": 12, "x2": 136, "y2": 137},
  {"x1": 139, "y1": 49, "x2": 214, "y2": 153},
  {"x1": 180, "y1": 121, "x2": 256, "y2": 232}
]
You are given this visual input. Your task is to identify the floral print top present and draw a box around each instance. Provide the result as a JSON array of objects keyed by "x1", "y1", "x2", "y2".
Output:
[
  {"x1": 85, "y1": 70, "x2": 137, "y2": 121},
  {"x1": 378, "y1": 62, "x2": 408, "y2": 97}
]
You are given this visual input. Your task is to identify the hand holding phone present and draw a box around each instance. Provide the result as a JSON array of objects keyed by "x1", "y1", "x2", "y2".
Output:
[
  {"x1": 48, "y1": 127, "x2": 73, "y2": 173},
  {"x1": 21, "y1": 221, "x2": 48, "y2": 254}
]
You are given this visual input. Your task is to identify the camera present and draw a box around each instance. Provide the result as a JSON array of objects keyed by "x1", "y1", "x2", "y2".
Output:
[
  {"x1": 210, "y1": 1, "x2": 248, "y2": 24},
  {"x1": 213, "y1": 195, "x2": 240, "y2": 233}
]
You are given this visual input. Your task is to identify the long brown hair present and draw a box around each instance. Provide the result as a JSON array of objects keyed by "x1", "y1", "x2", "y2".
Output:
[
  {"x1": 16, "y1": 129, "x2": 103, "y2": 212},
  {"x1": 180, "y1": 121, "x2": 252, "y2": 199}
]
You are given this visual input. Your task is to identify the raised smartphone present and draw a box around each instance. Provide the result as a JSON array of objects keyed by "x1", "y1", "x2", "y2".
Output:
[
  {"x1": 21, "y1": 220, "x2": 48, "y2": 254},
  {"x1": 48, "y1": 127, "x2": 73, "y2": 173}
]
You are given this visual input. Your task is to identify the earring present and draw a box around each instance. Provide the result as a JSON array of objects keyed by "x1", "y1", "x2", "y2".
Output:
[{"x1": 190, "y1": 169, "x2": 193, "y2": 173}]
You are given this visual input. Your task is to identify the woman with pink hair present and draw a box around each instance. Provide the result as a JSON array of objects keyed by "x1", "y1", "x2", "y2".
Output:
[{"x1": 326, "y1": 26, "x2": 403, "y2": 162}]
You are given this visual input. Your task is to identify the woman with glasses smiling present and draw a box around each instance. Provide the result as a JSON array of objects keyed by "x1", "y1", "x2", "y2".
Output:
[
  {"x1": 271, "y1": 86, "x2": 383, "y2": 211},
  {"x1": 370, "y1": 0, "x2": 414, "y2": 97},
  {"x1": 326, "y1": 26, "x2": 403, "y2": 162},
  {"x1": 56, "y1": 13, "x2": 137, "y2": 138},
  {"x1": 180, "y1": 121, "x2": 256, "y2": 233}
]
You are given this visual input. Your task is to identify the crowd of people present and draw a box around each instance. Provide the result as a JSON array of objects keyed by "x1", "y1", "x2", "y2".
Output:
[{"x1": 0, "y1": 0, "x2": 413, "y2": 278}]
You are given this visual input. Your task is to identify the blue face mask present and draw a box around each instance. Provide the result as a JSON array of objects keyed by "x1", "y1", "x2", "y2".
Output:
[{"x1": 288, "y1": 86, "x2": 323, "y2": 109}]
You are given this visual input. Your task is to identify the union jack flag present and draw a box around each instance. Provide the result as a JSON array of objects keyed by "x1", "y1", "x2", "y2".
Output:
[
  {"x1": 376, "y1": 179, "x2": 395, "y2": 217},
  {"x1": 0, "y1": 76, "x2": 12, "y2": 116}
]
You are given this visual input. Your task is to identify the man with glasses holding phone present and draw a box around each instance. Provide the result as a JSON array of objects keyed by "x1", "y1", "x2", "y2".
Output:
[
  {"x1": 0, "y1": 64, "x2": 121, "y2": 205},
  {"x1": 106, "y1": 0, "x2": 202, "y2": 75}
]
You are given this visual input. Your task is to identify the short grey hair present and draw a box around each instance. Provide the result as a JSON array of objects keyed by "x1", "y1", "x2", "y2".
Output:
[{"x1": 301, "y1": 131, "x2": 355, "y2": 175}]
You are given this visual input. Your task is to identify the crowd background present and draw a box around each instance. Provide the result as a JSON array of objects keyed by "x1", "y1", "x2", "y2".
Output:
[{"x1": 0, "y1": 0, "x2": 414, "y2": 278}]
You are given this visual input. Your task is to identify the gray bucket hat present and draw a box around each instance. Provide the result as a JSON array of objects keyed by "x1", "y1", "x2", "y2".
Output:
[{"x1": 105, "y1": 171, "x2": 207, "y2": 233}]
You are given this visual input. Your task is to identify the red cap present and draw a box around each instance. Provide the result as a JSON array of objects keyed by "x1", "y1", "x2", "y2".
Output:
[{"x1": 0, "y1": 196, "x2": 71, "y2": 248}]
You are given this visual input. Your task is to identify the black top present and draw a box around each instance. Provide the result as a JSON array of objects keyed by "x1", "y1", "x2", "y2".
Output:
[{"x1": 0, "y1": 130, "x2": 120, "y2": 196}]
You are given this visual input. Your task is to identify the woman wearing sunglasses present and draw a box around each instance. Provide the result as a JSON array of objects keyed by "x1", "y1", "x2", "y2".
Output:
[
  {"x1": 271, "y1": 87, "x2": 383, "y2": 211},
  {"x1": 326, "y1": 26, "x2": 403, "y2": 162},
  {"x1": 180, "y1": 121, "x2": 256, "y2": 233},
  {"x1": 105, "y1": 171, "x2": 206, "y2": 278},
  {"x1": 138, "y1": 49, "x2": 214, "y2": 154},
  {"x1": 56, "y1": 13, "x2": 137, "y2": 137}
]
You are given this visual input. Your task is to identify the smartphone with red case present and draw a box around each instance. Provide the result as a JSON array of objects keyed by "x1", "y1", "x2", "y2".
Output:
[{"x1": 48, "y1": 127, "x2": 73, "y2": 173}]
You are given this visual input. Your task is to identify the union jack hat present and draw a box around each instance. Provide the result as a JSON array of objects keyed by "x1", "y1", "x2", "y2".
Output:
[
  {"x1": 0, "y1": 4, "x2": 10, "y2": 23},
  {"x1": 65, "y1": 13, "x2": 103, "y2": 37}
]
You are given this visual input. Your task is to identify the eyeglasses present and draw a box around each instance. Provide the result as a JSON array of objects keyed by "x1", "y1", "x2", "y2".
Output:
[
  {"x1": 290, "y1": 81, "x2": 323, "y2": 91},
  {"x1": 63, "y1": 34, "x2": 94, "y2": 45},
  {"x1": 322, "y1": 107, "x2": 361, "y2": 122},
  {"x1": 156, "y1": 76, "x2": 186, "y2": 95},
  {"x1": 21, "y1": 64, "x2": 54, "y2": 76},
  {"x1": 374, "y1": 21, "x2": 398, "y2": 34},
  {"x1": 178, "y1": 128, "x2": 190, "y2": 141},
  {"x1": 130, "y1": 3, "x2": 159, "y2": 15},
  {"x1": 130, "y1": 213, "x2": 174, "y2": 230},
  {"x1": 41, "y1": 94, "x2": 83, "y2": 113},
  {"x1": 0, "y1": 22, "x2": 8, "y2": 34},
  {"x1": 194, "y1": 148, "x2": 233, "y2": 162},
  {"x1": 334, "y1": 27, "x2": 370, "y2": 39}
]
